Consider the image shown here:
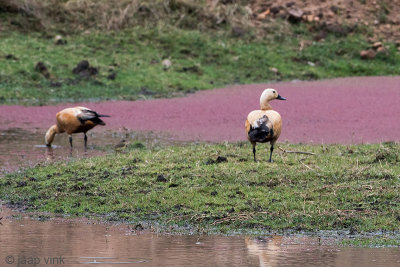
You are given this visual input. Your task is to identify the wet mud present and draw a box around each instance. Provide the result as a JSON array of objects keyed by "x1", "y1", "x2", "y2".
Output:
[{"x1": 0, "y1": 128, "x2": 179, "y2": 174}]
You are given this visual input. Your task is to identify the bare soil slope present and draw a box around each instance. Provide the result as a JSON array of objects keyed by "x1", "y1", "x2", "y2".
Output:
[{"x1": 248, "y1": 0, "x2": 400, "y2": 42}]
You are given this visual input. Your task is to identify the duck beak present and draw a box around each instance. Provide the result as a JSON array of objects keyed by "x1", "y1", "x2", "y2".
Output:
[{"x1": 276, "y1": 94, "x2": 286, "y2": 100}]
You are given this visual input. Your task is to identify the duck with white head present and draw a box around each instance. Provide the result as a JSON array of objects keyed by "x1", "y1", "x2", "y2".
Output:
[{"x1": 245, "y1": 88, "x2": 286, "y2": 162}]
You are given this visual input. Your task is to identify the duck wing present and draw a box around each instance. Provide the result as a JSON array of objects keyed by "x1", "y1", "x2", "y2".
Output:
[
  {"x1": 248, "y1": 115, "x2": 273, "y2": 143},
  {"x1": 77, "y1": 109, "x2": 110, "y2": 125}
]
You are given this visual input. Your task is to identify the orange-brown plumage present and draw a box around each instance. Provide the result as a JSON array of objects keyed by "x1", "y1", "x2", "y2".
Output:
[
  {"x1": 45, "y1": 106, "x2": 109, "y2": 148},
  {"x1": 245, "y1": 88, "x2": 286, "y2": 162}
]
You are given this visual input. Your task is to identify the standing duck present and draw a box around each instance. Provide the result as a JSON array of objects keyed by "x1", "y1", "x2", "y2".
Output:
[
  {"x1": 45, "y1": 107, "x2": 110, "y2": 148},
  {"x1": 245, "y1": 88, "x2": 286, "y2": 162}
]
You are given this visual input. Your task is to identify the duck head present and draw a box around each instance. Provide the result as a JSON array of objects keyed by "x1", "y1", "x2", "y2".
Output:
[{"x1": 260, "y1": 88, "x2": 286, "y2": 110}]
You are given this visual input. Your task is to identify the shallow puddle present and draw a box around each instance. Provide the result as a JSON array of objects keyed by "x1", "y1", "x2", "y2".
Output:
[
  {"x1": 0, "y1": 128, "x2": 183, "y2": 175},
  {"x1": 1, "y1": 207, "x2": 400, "y2": 267}
]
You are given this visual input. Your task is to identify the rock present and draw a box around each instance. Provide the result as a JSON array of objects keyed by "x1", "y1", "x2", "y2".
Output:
[
  {"x1": 286, "y1": 2, "x2": 295, "y2": 8},
  {"x1": 50, "y1": 81, "x2": 62, "y2": 87},
  {"x1": 270, "y1": 67, "x2": 278, "y2": 73},
  {"x1": 35, "y1": 62, "x2": 47, "y2": 72},
  {"x1": 216, "y1": 156, "x2": 228, "y2": 163},
  {"x1": 304, "y1": 15, "x2": 314, "y2": 22},
  {"x1": 107, "y1": 72, "x2": 116, "y2": 80},
  {"x1": 173, "y1": 204, "x2": 183, "y2": 210},
  {"x1": 5, "y1": 54, "x2": 18, "y2": 60},
  {"x1": 257, "y1": 9, "x2": 270, "y2": 20},
  {"x1": 205, "y1": 159, "x2": 215, "y2": 165},
  {"x1": 288, "y1": 8, "x2": 303, "y2": 24},
  {"x1": 180, "y1": 65, "x2": 203, "y2": 74},
  {"x1": 73, "y1": 60, "x2": 89, "y2": 74},
  {"x1": 162, "y1": 59, "x2": 172, "y2": 70},
  {"x1": 372, "y1": 41, "x2": 383, "y2": 49},
  {"x1": 330, "y1": 5, "x2": 340, "y2": 14},
  {"x1": 35, "y1": 62, "x2": 51, "y2": 79},
  {"x1": 134, "y1": 224, "x2": 144, "y2": 230},
  {"x1": 140, "y1": 86, "x2": 155, "y2": 96},
  {"x1": 244, "y1": 6, "x2": 253, "y2": 16},
  {"x1": 376, "y1": 46, "x2": 387, "y2": 53},
  {"x1": 205, "y1": 156, "x2": 227, "y2": 165},
  {"x1": 156, "y1": 174, "x2": 167, "y2": 182},
  {"x1": 326, "y1": 11, "x2": 335, "y2": 19},
  {"x1": 54, "y1": 35, "x2": 67, "y2": 45},
  {"x1": 72, "y1": 60, "x2": 98, "y2": 77},
  {"x1": 270, "y1": 6, "x2": 281, "y2": 15},
  {"x1": 325, "y1": 24, "x2": 352, "y2": 36},
  {"x1": 87, "y1": 67, "x2": 98, "y2": 76},
  {"x1": 360, "y1": 50, "x2": 376, "y2": 59},
  {"x1": 17, "y1": 181, "x2": 27, "y2": 187}
]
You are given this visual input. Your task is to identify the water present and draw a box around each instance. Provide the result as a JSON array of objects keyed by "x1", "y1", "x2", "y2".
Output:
[
  {"x1": 1, "y1": 207, "x2": 400, "y2": 267},
  {"x1": 0, "y1": 128, "x2": 181, "y2": 175}
]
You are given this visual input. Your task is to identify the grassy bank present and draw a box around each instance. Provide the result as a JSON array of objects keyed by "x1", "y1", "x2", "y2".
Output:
[
  {"x1": 1, "y1": 142, "x2": 399, "y2": 235},
  {"x1": 1, "y1": 0, "x2": 400, "y2": 105},
  {"x1": 2, "y1": 26, "x2": 400, "y2": 105}
]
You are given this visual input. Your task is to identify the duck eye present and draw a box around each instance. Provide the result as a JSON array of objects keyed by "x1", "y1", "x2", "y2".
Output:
[{"x1": 273, "y1": 91, "x2": 276, "y2": 94}]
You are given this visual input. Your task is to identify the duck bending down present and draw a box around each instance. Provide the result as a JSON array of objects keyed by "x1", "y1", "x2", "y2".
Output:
[
  {"x1": 45, "y1": 107, "x2": 110, "y2": 148},
  {"x1": 245, "y1": 88, "x2": 286, "y2": 162}
]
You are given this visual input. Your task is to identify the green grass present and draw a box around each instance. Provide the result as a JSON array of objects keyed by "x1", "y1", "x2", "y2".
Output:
[
  {"x1": 1, "y1": 24, "x2": 400, "y2": 105},
  {"x1": 1, "y1": 142, "x2": 399, "y2": 235}
]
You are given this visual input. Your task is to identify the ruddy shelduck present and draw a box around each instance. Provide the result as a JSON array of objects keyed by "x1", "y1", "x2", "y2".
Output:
[
  {"x1": 245, "y1": 88, "x2": 286, "y2": 162},
  {"x1": 45, "y1": 107, "x2": 110, "y2": 148}
]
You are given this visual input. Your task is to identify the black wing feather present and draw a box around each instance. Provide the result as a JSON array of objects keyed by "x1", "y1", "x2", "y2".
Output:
[
  {"x1": 77, "y1": 109, "x2": 108, "y2": 125},
  {"x1": 248, "y1": 115, "x2": 273, "y2": 142}
]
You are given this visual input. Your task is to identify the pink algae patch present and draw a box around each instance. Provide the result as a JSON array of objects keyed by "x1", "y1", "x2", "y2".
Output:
[{"x1": 1, "y1": 76, "x2": 399, "y2": 144}]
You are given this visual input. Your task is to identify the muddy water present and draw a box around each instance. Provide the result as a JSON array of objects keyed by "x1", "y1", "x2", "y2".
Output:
[
  {"x1": 0, "y1": 128, "x2": 179, "y2": 175},
  {"x1": 1, "y1": 208, "x2": 400, "y2": 267}
]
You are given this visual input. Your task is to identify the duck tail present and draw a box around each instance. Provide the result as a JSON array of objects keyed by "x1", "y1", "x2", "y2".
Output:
[{"x1": 97, "y1": 114, "x2": 110, "y2": 118}]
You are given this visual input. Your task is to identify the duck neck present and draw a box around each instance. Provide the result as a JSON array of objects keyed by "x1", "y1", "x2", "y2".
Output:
[
  {"x1": 260, "y1": 102, "x2": 272, "y2": 111},
  {"x1": 45, "y1": 124, "x2": 59, "y2": 146}
]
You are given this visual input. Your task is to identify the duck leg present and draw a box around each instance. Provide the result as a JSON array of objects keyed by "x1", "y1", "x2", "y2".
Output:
[
  {"x1": 252, "y1": 143, "x2": 257, "y2": 162},
  {"x1": 84, "y1": 133, "x2": 88, "y2": 149},
  {"x1": 268, "y1": 143, "x2": 274, "y2": 163},
  {"x1": 69, "y1": 135, "x2": 73, "y2": 148}
]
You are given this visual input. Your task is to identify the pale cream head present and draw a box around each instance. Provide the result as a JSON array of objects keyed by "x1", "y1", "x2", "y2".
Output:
[
  {"x1": 260, "y1": 88, "x2": 285, "y2": 110},
  {"x1": 45, "y1": 125, "x2": 58, "y2": 146}
]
